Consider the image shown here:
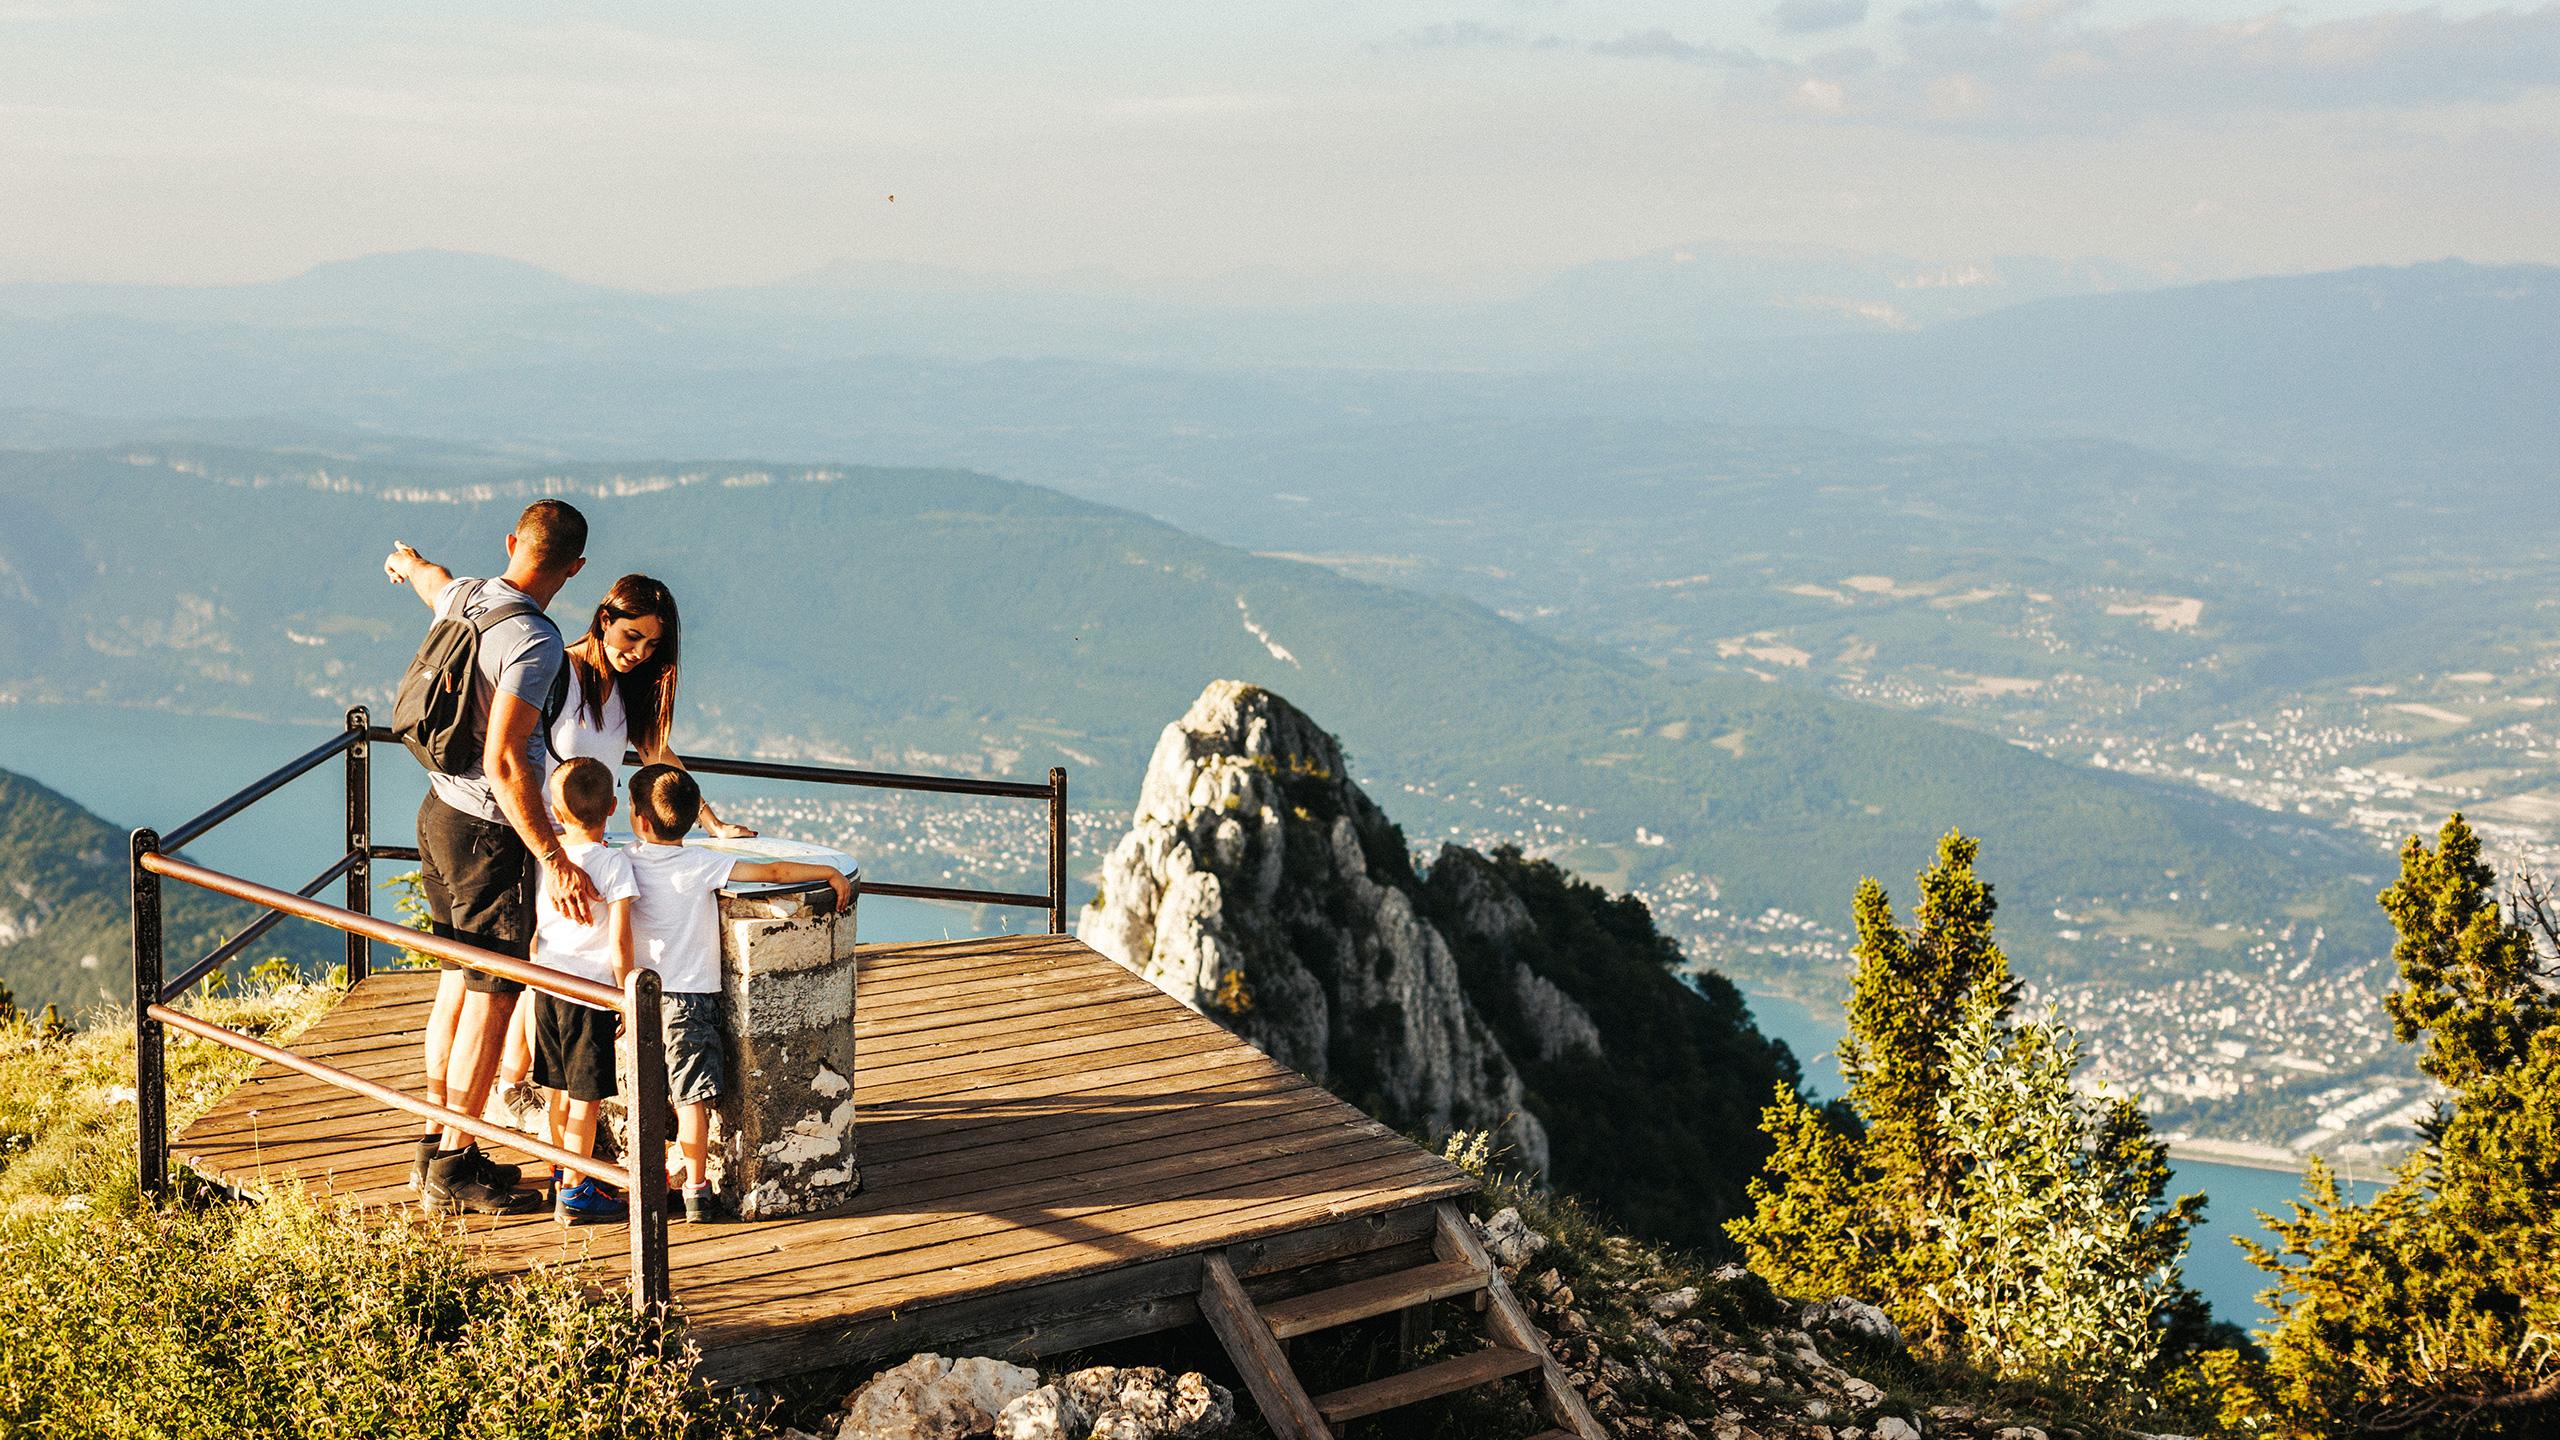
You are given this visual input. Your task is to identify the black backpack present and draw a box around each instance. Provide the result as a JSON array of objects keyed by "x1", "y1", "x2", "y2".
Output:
[{"x1": 390, "y1": 580, "x2": 567, "y2": 775}]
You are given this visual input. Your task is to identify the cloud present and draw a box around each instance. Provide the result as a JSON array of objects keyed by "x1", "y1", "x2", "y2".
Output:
[
  {"x1": 1387, "y1": 21, "x2": 1570, "y2": 53},
  {"x1": 1589, "y1": 4, "x2": 2560, "y2": 132},
  {"x1": 1589, "y1": 29, "x2": 1767, "y2": 69},
  {"x1": 1769, "y1": 0, "x2": 1870, "y2": 36}
]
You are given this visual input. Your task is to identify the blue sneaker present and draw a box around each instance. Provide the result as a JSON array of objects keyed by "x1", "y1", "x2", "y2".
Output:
[{"x1": 554, "y1": 1177, "x2": 626, "y2": 1227}]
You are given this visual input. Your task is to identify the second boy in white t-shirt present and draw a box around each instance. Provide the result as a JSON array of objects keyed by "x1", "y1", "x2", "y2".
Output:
[{"x1": 626, "y1": 763, "x2": 853, "y2": 1224}]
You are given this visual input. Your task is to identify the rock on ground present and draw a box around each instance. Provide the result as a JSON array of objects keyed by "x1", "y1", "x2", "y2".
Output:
[
  {"x1": 1478, "y1": 1206, "x2": 1551, "y2": 1269},
  {"x1": 835, "y1": 1353, "x2": 1040, "y2": 1440},
  {"x1": 996, "y1": 1366, "x2": 1234, "y2": 1440},
  {"x1": 1800, "y1": 1297, "x2": 1905, "y2": 1354}
]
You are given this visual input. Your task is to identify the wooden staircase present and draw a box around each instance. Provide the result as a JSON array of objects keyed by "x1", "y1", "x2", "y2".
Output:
[{"x1": 1200, "y1": 1202, "x2": 1608, "y2": 1440}]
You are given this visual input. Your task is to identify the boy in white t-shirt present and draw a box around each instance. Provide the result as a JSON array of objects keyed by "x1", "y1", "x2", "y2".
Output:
[
  {"x1": 529, "y1": 757, "x2": 641, "y2": 1226},
  {"x1": 626, "y1": 764, "x2": 853, "y2": 1224}
]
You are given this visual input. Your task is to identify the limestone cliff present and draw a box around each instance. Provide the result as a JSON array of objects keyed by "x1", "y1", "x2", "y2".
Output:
[
  {"x1": 1081, "y1": 683, "x2": 1802, "y2": 1250},
  {"x1": 1079, "y1": 680, "x2": 1554, "y2": 1171}
]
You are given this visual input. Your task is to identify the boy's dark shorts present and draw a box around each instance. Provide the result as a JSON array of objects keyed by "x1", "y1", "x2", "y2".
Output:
[
  {"x1": 663, "y1": 992, "x2": 726, "y2": 1106},
  {"x1": 531, "y1": 994, "x2": 619, "y2": 1103},
  {"x1": 417, "y1": 794, "x2": 530, "y2": 995}
]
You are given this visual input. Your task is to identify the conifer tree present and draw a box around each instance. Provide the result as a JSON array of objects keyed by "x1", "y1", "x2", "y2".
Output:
[
  {"x1": 2243, "y1": 815, "x2": 2560, "y2": 1435},
  {"x1": 1731, "y1": 831, "x2": 2201, "y2": 1401}
]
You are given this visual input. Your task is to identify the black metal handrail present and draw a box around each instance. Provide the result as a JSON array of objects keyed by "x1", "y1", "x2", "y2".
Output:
[{"x1": 363, "y1": 724, "x2": 1071, "y2": 933}]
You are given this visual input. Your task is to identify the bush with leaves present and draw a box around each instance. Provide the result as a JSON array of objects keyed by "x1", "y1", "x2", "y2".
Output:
[
  {"x1": 1728, "y1": 831, "x2": 2204, "y2": 1409},
  {"x1": 2238, "y1": 815, "x2": 2560, "y2": 1436},
  {"x1": 0, "y1": 1189, "x2": 755, "y2": 1439},
  {"x1": 1927, "y1": 997, "x2": 2196, "y2": 1396}
]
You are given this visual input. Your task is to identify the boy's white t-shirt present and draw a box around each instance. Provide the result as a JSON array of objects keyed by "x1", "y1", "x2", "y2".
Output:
[
  {"x1": 627, "y1": 841, "x2": 738, "y2": 995},
  {"x1": 534, "y1": 840, "x2": 641, "y2": 1009}
]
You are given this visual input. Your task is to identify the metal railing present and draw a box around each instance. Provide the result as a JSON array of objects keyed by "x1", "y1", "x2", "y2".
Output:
[{"x1": 131, "y1": 703, "x2": 1076, "y2": 1315}]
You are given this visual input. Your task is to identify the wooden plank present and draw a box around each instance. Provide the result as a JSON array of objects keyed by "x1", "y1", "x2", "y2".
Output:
[
  {"x1": 1311, "y1": 1346, "x2": 1541, "y2": 1424},
  {"x1": 858, "y1": 1016, "x2": 1211, "y2": 1088},
  {"x1": 700, "y1": 1160, "x2": 1472, "y2": 1333},
  {"x1": 861, "y1": 1032, "x2": 1246, "y2": 1106},
  {"x1": 696, "y1": 1201, "x2": 1446, "y2": 1383},
  {"x1": 674, "y1": 1149, "x2": 1464, "y2": 1328},
  {"x1": 664, "y1": 1126, "x2": 1425, "y2": 1313},
  {"x1": 857, "y1": 990, "x2": 1172, "y2": 1056},
  {"x1": 1260, "y1": 1259, "x2": 1488, "y2": 1340},
  {"x1": 1434, "y1": 1204, "x2": 1606, "y2": 1440},
  {"x1": 1199, "y1": 1251, "x2": 1333, "y2": 1440}
]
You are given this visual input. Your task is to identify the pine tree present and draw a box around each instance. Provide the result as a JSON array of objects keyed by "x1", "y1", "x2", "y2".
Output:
[
  {"x1": 2242, "y1": 815, "x2": 2560, "y2": 1436},
  {"x1": 1730, "y1": 829, "x2": 2199, "y2": 1401}
]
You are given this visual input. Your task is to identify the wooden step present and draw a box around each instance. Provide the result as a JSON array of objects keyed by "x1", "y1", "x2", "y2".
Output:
[
  {"x1": 1312, "y1": 1345, "x2": 1544, "y2": 1424},
  {"x1": 1260, "y1": 1258, "x2": 1490, "y2": 1340}
]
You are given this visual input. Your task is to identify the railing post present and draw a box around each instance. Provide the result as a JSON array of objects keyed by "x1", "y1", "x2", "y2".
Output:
[
  {"x1": 1048, "y1": 766, "x2": 1068, "y2": 935},
  {"x1": 130, "y1": 829, "x2": 167, "y2": 1200},
  {"x1": 344, "y1": 706, "x2": 371, "y2": 984},
  {"x1": 625, "y1": 968, "x2": 671, "y2": 1319}
]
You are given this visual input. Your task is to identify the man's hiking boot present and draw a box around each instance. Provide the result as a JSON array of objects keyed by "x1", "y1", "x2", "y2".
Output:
[
  {"x1": 407, "y1": 1136, "x2": 438, "y2": 1191},
  {"x1": 555, "y1": 1178, "x2": 626, "y2": 1227},
  {"x1": 678, "y1": 1184, "x2": 733, "y2": 1225},
  {"x1": 458, "y1": 1143, "x2": 521, "y2": 1191},
  {"x1": 421, "y1": 1149, "x2": 533, "y2": 1217}
]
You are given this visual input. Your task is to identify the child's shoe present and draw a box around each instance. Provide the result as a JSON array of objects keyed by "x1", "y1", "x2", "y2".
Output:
[
  {"x1": 555, "y1": 1178, "x2": 627, "y2": 1227},
  {"x1": 679, "y1": 1183, "x2": 733, "y2": 1225}
]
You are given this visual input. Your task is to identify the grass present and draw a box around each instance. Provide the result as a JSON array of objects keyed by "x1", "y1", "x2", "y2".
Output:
[
  {"x1": 0, "y1": 970, "x2": 765, "y2": 1440},
  {"x1": 0, "y1": 962, "x2": 342, "y2": 1211}
]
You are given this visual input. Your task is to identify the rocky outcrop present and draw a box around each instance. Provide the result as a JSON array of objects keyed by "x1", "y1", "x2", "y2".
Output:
[
  {"x1": 1082, "y1": 682, "x2": 1802, "y2": 1250},
  {"x1": 826, "y1": 1357, "x2": 1234, "y2": 1440},
  {"x1": 1080, "y1": 680, "x2": 1552, "y2": 1171},
  {"x1": 833, "y1": 1354, "x2": 1040, "y2": 1440}
]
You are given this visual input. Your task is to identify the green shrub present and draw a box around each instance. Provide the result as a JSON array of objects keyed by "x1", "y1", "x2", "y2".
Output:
[
  {"x1": 0, "y1": 975, "x2": 340, "y2": 1210},
  {"x1": 0, "y1": 1189, "x2": 755, "y2": 1438}
]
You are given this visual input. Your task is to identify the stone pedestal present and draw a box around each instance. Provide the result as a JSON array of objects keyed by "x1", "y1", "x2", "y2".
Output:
[{"x1": 711, "y1": 880, "x2": 862, "y2": 1218}]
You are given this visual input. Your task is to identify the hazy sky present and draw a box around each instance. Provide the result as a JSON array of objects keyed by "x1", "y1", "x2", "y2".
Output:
[{"x1": 4, "y1": 1, "x2": 2555, "y2": 293}]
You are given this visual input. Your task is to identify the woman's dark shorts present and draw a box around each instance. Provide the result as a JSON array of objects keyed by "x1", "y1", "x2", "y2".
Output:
[
  {"x1": 531, "y1": 994, "x2": 619, "y2": 1103},
  {"x1": 416, "y1": 794, "x2": 530, "y2": 995}
]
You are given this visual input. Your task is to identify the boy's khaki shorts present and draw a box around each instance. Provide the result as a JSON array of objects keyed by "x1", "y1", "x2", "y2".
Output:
[{"x1": 662, "y1": 991, "x2": 726, "y2": 1106}]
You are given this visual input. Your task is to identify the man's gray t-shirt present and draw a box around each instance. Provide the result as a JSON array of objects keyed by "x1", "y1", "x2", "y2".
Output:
[{"x1": 424, "y1": 577, "x2": 564, "y2": 825}]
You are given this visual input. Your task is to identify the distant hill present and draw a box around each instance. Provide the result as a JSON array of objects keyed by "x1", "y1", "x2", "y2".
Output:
[
  {"x1": 0, "y1": 254, "x2": 2543, "y2": 471},
  {"x1": 0, "y1": 446, "x2": 2382, "y2": 986},
  {"x1": 1717, "y1": 259, "x2": 2560, "y2": 466},
  {"x1": 0, "y1": 767, "x2": 335, "y2": 1012}
]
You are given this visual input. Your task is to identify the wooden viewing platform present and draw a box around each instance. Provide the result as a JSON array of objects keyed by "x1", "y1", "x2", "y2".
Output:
[{"x1": 173, "y1": 934, "x2": 1484, "y2": 1387}]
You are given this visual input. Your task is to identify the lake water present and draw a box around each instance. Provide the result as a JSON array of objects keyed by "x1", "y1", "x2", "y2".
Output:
[
  {"x1": 0, "y1": 702, "x2": 966, "y2": 946},
  {"x1": 1744, "y1": 988, "x2": 2382, "y2": 1332}
]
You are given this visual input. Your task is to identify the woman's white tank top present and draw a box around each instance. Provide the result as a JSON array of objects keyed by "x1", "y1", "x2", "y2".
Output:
[{"x1": 550, "y1": 667, "x2": 630, "y2": 772}]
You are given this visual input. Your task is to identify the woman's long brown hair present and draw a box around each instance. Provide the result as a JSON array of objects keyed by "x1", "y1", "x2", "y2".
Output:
[{"x1": 572, "y1": 574, "x2": 681, "y2": 759}]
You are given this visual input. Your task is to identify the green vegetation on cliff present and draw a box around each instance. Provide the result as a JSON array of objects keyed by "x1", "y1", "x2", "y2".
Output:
[
  {"x1": 0, "y1": 766, "x2": 336, "y2": 1012},
  {"x1": 1424, "y1": 845, "x2": 1798, "y2": 1254}
]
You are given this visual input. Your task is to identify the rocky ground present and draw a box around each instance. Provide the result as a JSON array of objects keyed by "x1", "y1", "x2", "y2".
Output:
[{"x1": 796, "y1": 1184, "x2": 2197, "y2": 1440}]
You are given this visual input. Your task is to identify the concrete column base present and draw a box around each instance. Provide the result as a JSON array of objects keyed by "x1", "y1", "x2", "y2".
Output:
[{"x1": 715, "y1": 883, "x2": 862, "y2": 1218}]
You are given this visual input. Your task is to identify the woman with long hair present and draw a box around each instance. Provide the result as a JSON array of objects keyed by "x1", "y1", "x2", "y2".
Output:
[
  {"x1": 501, "y1": 573, "x2": 757, "y2": 1135},
  {"x1": 550, "y1": 573, "x2": 753, "y2": 839}
]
